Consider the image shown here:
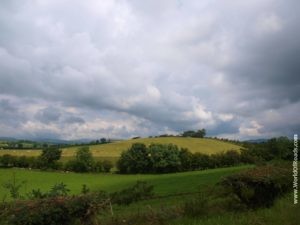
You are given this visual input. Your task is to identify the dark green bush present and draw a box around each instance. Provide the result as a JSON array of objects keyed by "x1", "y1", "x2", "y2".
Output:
[
  {"x1": 28, "y1": 183, "x2": 70, "y2": 199},
  {"x1": 117, "y1": 143, "x2": 149, "y2": 173},
  {"x1": 0, "y1": 154, "x2": 16, "y2": 168},
  {"x1": 3, "y1": 192, "x2": 109, "y2": 225},
  {"x1": 64, "y1": 147, "x2": 95, "y2": 172},
  {"x1": 191, "y1": 153, "x2": 212, "y2": 170},
  {"x1": 92, "y1": 161, "x2": 103, "y2": 172},
  {"x1": 111, "y1": 181, "x2": 154, "y2": 205},
  {"x1": 102, "y1": 160, "x2": 113, "y2": 173},
  {"x1": 183, "y1": 193, "x2": 208, "y2": 217},
  {"x1": 219, "y1": 165, "x2": 292, "y2": 208},
  {"x1": 179, "y1": 148, "x2": 194, "y2": 171},
  {"x1": 64, "y1": 160, "x2": 88, "y2": 172}
]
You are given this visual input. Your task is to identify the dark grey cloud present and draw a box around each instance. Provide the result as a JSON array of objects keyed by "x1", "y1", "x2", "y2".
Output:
[
  {"x1": 0, "y1": 0, "x2": 299, "y2": 140},
  {"x1": 63, "y1": 116, "x2": 85, "y2": 124},
  {"x1": 35, "y1": 106, "x2": 61, "y2": 124},
  {"x1": 0, "y1": 98, "x2": 26, "y2": 127}
]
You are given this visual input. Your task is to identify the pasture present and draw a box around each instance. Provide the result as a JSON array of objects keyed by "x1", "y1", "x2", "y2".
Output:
[
  {"x1": 0, "y1": 137, "x2": 242, "y2": 163},
  {"x1": 0, "y1": 165, "x2": 250, "y2": 201}
]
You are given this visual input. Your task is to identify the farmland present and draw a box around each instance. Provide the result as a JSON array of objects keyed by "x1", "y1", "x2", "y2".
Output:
[
  {"x1": 0, "y1": 165, "x2": 250, "y2": 200},
  {"x1": 0, "y1": 137, "x2": 296, "y2": 225},
  {"x1": 0, "y1": 137, "x2": 242, "y2": 163}
]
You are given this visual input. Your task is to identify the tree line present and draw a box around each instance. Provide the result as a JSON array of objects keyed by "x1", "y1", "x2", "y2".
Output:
[
  {"x1": 0, "y1": 146, "x2": 113, "y2": 173},
  {"x1": 117, "y1": 136, "x2": 293, "y2": 174}
]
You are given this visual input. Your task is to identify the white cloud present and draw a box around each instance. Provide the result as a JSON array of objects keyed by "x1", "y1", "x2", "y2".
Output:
[
  {"x1": 256, "y1": 13, "x2": 283, "y2": 34},
  {"x1": 0, "y1": 0, "x2": 299, "y2": 140}
]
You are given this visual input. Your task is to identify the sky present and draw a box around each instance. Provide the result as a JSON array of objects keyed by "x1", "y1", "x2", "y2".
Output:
[{"x1": 0, "y1": 0, "x2": 299, "y2": 140}]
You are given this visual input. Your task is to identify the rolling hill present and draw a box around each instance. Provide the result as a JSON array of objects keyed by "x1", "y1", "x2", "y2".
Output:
[{"x1": 0, "y1": 137, "x2": 242, "y2": 161}]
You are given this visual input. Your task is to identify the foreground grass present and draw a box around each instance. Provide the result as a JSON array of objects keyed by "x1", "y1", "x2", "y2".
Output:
[
  {"x1": 0, "y1": 137, "x2": 242, "y2": 159},
  {"x1": 171, "y1": 194, "x2": 299, "y2": 225},
  {"x1": 0, "y1": 165, "x2": 251, "y2": 200}
]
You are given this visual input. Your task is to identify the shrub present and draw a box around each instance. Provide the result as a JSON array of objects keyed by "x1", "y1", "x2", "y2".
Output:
[
  {"x1": 222, "y1": 150, "x2": 241, "y2": 166},
  {"x1": 2, "y1": 173, "x2": 26, "y2": 199},
  {"x1": 64, "y1": 160, "x2": 87, "y2": 172},
  {"x1": 111, "y1": 181, "x2": 154, "y2": 205},
  {"x1": 219, "y1": 165, "x2": 292, "y2": 208},
  {"x1": 179, "y1": 148, "x2": 194, "y2": 171},
  {"x1": 92, "y1": 161, "x2": 103, "y2": 172},
  {"x1": 191, "y1": 153, "x2": 211, "y2": 170},
  {"x1": 64, "y1": 147, "x2": 94, "y2": 172},
  {"x1": 0, "y1": 154, "x2": 16, "y2": 168},
  {"x1": 28, "y1": 183, "x2": 70, "y2": 199},
  {"x1": 102, "y1": 160, "x2": 113, "y2": 173},
  {"x1": 183, "y1": 193, "x2": 208, "y2": 217},
  {"x1": 5, "y1": 192, "x2": 109, "y2": 225}
]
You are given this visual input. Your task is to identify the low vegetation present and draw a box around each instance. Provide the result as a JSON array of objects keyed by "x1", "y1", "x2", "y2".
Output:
[
  {"x1": 0, "y1": 136, "x2": 296, "y2": 225},
  {"x1": 219, "y1": 164, "x2": 292, "y2": 208},
  {"x1": 0, "y1": 163, "x2": 294, "y2": 225}
]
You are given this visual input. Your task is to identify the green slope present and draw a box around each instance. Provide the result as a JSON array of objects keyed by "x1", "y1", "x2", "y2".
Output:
[{"x1": 0, "y1": 165, "x2": 250, "y2": 200}]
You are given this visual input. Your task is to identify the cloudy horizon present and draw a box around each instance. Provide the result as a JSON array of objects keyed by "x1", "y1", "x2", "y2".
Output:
[{"x1": 0, "y1": 0, "x2": 299, "y2": 141}]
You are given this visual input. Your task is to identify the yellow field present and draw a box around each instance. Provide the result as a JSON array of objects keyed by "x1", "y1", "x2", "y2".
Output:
[{"x1": 0, "y1": 137, "x2": 241, "y2": 160}]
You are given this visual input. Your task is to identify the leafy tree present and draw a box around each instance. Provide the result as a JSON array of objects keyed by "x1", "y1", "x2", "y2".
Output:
[
  {"x1": 182, "y1": 130, "x2": 196, "y2": 137},
  {"x1": 195, "y1": 129, "x2": 206, "y2": 138},
  {"x1": 117, "y1": 143, "x2": 149, "y2": 173},
  {"x1": 40, "y1": 146, "x2": 62, "y2": 167},
  {"x1": 65, "y1": 147, "x2": 94, "y2": 172},
  {"x1": 76, "y1": 146, "x2": 93, "y2": 163},
  {"x1": 148, "y1": 144, "x2": 181, "y2": 173},
  {"x1": 182, "y1": 129, "x2": 206, "y2": 138}
]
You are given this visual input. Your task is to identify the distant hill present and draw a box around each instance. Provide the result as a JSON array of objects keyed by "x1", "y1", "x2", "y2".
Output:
[
  {"x1": 0, "y1": 137, "x2": 18, "y2": 141},
  {"x1": 0, "y1": 137, "x2": 242, "y2": 159},
  {"x1": 0, "y1": 137, "x2": 94, "y2": 145},
  {"x1": 61, "y1": 137, "x2": 243, "y2": 158}
]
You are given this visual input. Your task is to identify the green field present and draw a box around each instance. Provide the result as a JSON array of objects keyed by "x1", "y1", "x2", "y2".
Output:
[
  {"x1": 0, "y1": 165, "x2": 250, "y2": 201},
  {"x1": 0, "y1": 137, "x2": 242, "y2": 162}
]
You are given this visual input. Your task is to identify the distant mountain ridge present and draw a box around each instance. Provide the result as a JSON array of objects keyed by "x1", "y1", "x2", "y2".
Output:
[
  {"x1": 0, "y1": 137, "x2": 93, "y2": 144},
  {"x1": 244, "y1": 139, "x2": 268, "y2": 143}
]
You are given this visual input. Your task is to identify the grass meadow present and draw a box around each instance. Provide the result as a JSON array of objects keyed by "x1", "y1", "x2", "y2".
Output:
[{"x1": 0, "y1": 165, "x2": 251, "y2": 201}]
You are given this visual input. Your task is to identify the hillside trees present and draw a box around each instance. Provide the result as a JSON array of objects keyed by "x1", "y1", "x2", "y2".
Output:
[
  {"x1": 117, "y1": 143, "x2": 182, "y2": 174},
  {"x1": 117, "y1": 143, "x2": 250, "y2": 174},
  {"x1": 182, "y1": 129, "x2": 206, "y2": 138}
]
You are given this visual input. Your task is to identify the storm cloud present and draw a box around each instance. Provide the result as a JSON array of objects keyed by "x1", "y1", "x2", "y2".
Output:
[{"x1": 0, "y1": 0, "x2": 299, "y2": 140}]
